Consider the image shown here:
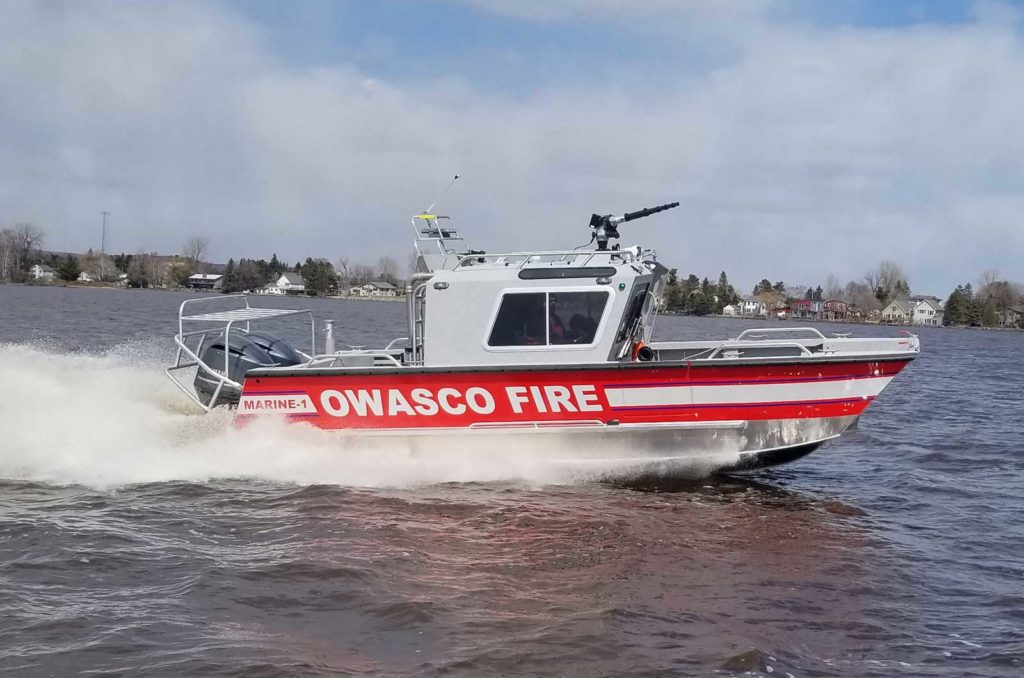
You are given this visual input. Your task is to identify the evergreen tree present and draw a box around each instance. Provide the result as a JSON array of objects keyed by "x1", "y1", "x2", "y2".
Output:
[
  {"x1": 56, "y1": 255, "x2": 80, "y2": 283},
  {"x1": 237, "y1": 259, "x2": 266, "y2": 291},
  {"x1": 684, "y1": 274, "x2": 700, "y2": 296},
  {"x1": 982, "y1": 298, "x2": 997, "y2": 327},
  {"x1": 691, "y1": 291, "x2": 714, "y2": 316},
  {"x1": 301, "y1": 257, "x2": 338, "y2": 297},
  {"x1": 969, "y1": 296, "x2": 984, "y2": 327},
  {"x1": 113, "y1": 253, "x2": 132, "y2": 273},
  {"x1": 221, "y1": 258, "x2": 239, "y2": 293},
  {"x1": 269, "y1": 253, "x2": 285, "y2": 276},
  {"x1": 753, "y1": 278, "x2": 772, "y2": 296},
  {"x1": 943, "y1": 286, "x2": 965, "y2": 326},
  {"x1": 717, "y1": 271, "x2": 729, "y2": 297},
  {"x1": 662, "y1": 268, "x2": 683, "y2": 311}
]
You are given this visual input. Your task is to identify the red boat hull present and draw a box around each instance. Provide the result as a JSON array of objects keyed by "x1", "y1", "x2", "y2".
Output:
[{"x1": 239, "y1": 358, "x2": 910, "y2": 430}]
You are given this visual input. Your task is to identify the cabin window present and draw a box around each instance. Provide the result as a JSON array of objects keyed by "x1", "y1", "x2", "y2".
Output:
[{"x1": 488, "y1": 291, "x2": 609, "y2": 347}]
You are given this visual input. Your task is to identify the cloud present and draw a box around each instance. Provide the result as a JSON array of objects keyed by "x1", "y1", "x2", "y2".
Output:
[
  {"x1": 0, "y1": 0, "x2": 1022, "y2": 295},
  {"x1": 451, "y1": 0, "x2": 777, "y2": 24}
]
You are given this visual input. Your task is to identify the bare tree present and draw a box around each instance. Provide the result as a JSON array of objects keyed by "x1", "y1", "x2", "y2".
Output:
[
  {"x1": 977, "y1": 271, "x2": 1018, "y2": 315},
  {"x1": 351, "y1": 263, "x2": 374, "y2": 286},
  {"x1": 182, "y1": 237, "x2": 209, "y2": 271},
  {"x1": 879, "y1": 260, "x2": 908, "y2": 297},
  {"x1": 335, "y1": 257, "x2": 351, "y2": 286},
  {"x1": 863, "y1": 269, "x2": 880, "y2": 297},
  {"x1": 377, "y1": 256, "x2": 398, "y2": 285},
  {"x1": 0, "y1": 229, "x2": 13, "y2": 281},
  {"x1": 845, "y1": 280, "x2": 880, "y2": 312},
  {"x1": 825, "y1": 274, "x2": 843, "y2": 300},
  {"x1": 1, "y1": 223, "x2": 45, "y2": 281},
  {"x1": 867, "y1": 260, "x2": 909, "y2": 306},
  {"x1": 977, "y1": 269, "x2": 1000, "y2": 298}
]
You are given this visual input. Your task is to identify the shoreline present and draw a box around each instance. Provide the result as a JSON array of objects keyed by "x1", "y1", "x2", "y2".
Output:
[
  {"x1": 5, "y1": 282, "x2": 1018, "y2": 328},
  {"x1": 701, "y1": 312, "x2": 1020, "y2": 332},
  {"x1": 2, "y1": 281, "x2": 407, "y2": 302}
]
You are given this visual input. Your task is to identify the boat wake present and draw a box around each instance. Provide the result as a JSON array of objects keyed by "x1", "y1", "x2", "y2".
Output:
[{"x1": 0, "y1": 342, "x2": 741, "y2": 489}]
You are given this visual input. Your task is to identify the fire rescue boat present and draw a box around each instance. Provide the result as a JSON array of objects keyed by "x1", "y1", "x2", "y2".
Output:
[{"x1": 166, "y1": 202, "x2": 919, "y2": 473}]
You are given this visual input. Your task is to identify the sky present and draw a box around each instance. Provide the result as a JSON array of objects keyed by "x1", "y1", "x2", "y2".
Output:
[{"x1": 1, "y1": 0, "x2": 1023, "y2": 295}]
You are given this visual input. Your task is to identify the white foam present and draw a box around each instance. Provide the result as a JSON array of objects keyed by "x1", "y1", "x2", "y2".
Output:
[{"x1": 1, "y1": 341, "x2": 716, "y2": 489}]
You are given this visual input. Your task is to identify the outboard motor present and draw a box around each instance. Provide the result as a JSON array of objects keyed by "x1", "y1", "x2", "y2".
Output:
[{"x1": 193, "y1": 331, "x2": 303, "y2": 407}]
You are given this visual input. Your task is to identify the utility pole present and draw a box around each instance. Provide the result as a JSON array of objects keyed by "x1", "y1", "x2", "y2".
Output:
[{"x1": 101, "y1": 211, "x2": 110, "y2": 254}]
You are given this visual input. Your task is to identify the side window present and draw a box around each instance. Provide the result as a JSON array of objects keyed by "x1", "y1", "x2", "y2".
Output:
[
  {"x1": 488, "y1": 291, "x2": 609, "y2": 347},
  {"x1": 488, "y1": 293, "x2": 547, "y2": 346},
  {"x1": 549, "y1": 292, "x2": 607, "y2": 345}
]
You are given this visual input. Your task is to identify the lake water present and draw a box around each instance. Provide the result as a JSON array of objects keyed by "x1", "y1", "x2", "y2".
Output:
[{"x1": 1, "y1": 284, "x2": 1021, "y2": 676}]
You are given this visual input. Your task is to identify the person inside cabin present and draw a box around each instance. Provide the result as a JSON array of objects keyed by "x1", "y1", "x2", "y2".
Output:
[
  {"x1": 548, "y1": 298, "x2": 567, "y2": 343},
  {"x1": 569, "y1": 313, "x2": 598, "y2": 343},
  {"x1": 522, "y1": 295, "x2": 547, "y2": 344}
]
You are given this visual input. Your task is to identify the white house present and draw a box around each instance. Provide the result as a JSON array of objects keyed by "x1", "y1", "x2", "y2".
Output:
[
  {"x1": 29, "y1": 264, "x2": 56, "y2": 280},
  {"x1": 77, "y1": 271, "x2": 94, "y2": 283},
  {"x1": 722, "y1": 304, "x2": 737, "y2": 316},
  {"x1": 739, "y1": 298, "x2": 768, "y2": 317},
  {"x1": 998, "y1": 305, "x2": 1024, "y2": 328},
  {"x1": 187, "y1": 273, "x2": 223, "y2": 290},
  {"x1": 271, "y1": 272, "x2": 305, "y2": 295},
  {"x1": 882, "y1": 298, "x2": 944, "y2": 326},
  {"x1": 881, "y1": 300, "x2": 911, "y2": 323},
  {"x1": 352, "y1": 281, "x2": 399, "y2": 297},
  {"x1": 911, "y1": 298, "x2": 943, "y2": 326}
]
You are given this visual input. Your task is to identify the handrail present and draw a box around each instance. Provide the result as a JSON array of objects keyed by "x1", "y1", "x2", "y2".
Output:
[
  {"x1": 735, "y1": 327, "x2": 827, "y2": 341},
  {"x1": 706, "y1": 340, "x2": 814, "y2": 359},
  {"x1": 303, "y1": 350, "x2": 405, "y2": 369},
  {"x1": 454, "y1": 249, "x2": 637, "y2": 271}
]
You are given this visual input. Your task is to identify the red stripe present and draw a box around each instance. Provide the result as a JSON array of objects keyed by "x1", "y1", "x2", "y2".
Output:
[{"x1": 610, "y1": 397, "x2": 874, "y2": 423}]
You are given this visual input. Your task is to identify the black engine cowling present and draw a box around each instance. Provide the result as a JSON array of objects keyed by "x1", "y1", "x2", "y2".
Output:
[{"x1": 194, "y1": 331, "x2": 303, "y2": 407}]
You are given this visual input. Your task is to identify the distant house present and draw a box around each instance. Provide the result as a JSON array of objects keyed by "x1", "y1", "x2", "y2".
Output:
[
  {"x1": 999, "y1": 305, "x2": 1024, "y2": 328},
  {"x1": 910, "y1": 298, "x2": 943, "y2": 326},
  {"x1": 277, "y1": 272, "x2": 306, "y2": 294},
  {"x1": 77, "y1": 271, "x2": 94, "y2": 283},
  {"x1": 882, "y1": 298, "x2": 943, "y2": 326},
  {"x1": 187, "y1": 273, "x2": 223, "y2": 290},
  {"x1": 722, "y1": 304, "x2": 737, "y2": 316},
  {"x1": 881, "y1": 299, "x2": 911, "y2": 324},
  {"x1": 789, "y1": 299, "x2": 822, "y2": 320},
  {"x1": 822, "y1": 299, "x2": 849, "y2": 321},
  {"x1": 352, "y1": 281, "x2": 399, "y2": 298},
  {"x1": 739, "y1": 298, "x2": 768, "y2": 317},
  {"x1": 260, "y1": 272, "x2": 306, "y2": 295},
  {"x1": 29, "y1": 264, "x2": 56, "y2": 281}
]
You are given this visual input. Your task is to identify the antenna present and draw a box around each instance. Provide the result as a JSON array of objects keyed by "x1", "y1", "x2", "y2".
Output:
[
  {"x1": 101, "y1": 211, "x2": 110, "y2": 254},
  {"x1": 425, "y1": 174, "x2": 460, "y2": 214}
]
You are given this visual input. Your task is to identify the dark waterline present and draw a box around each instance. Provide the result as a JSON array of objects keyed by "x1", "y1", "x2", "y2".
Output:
[{"x1": 1, "y1": 284, "x2": 1022, "y2": 676}]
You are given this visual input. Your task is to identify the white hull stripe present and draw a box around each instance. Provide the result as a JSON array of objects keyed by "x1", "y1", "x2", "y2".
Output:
[{"x1": 605, "y1": 376, "x2": 894, "y2": 409}]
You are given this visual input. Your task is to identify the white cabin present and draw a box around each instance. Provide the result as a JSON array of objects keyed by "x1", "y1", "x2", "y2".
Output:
[
  {"x1": 30, "y1": 264, "x2": 56, "y2": 280},
  {"x1": 274, "y1": 272, "x2": 305, "y2": 294}
]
